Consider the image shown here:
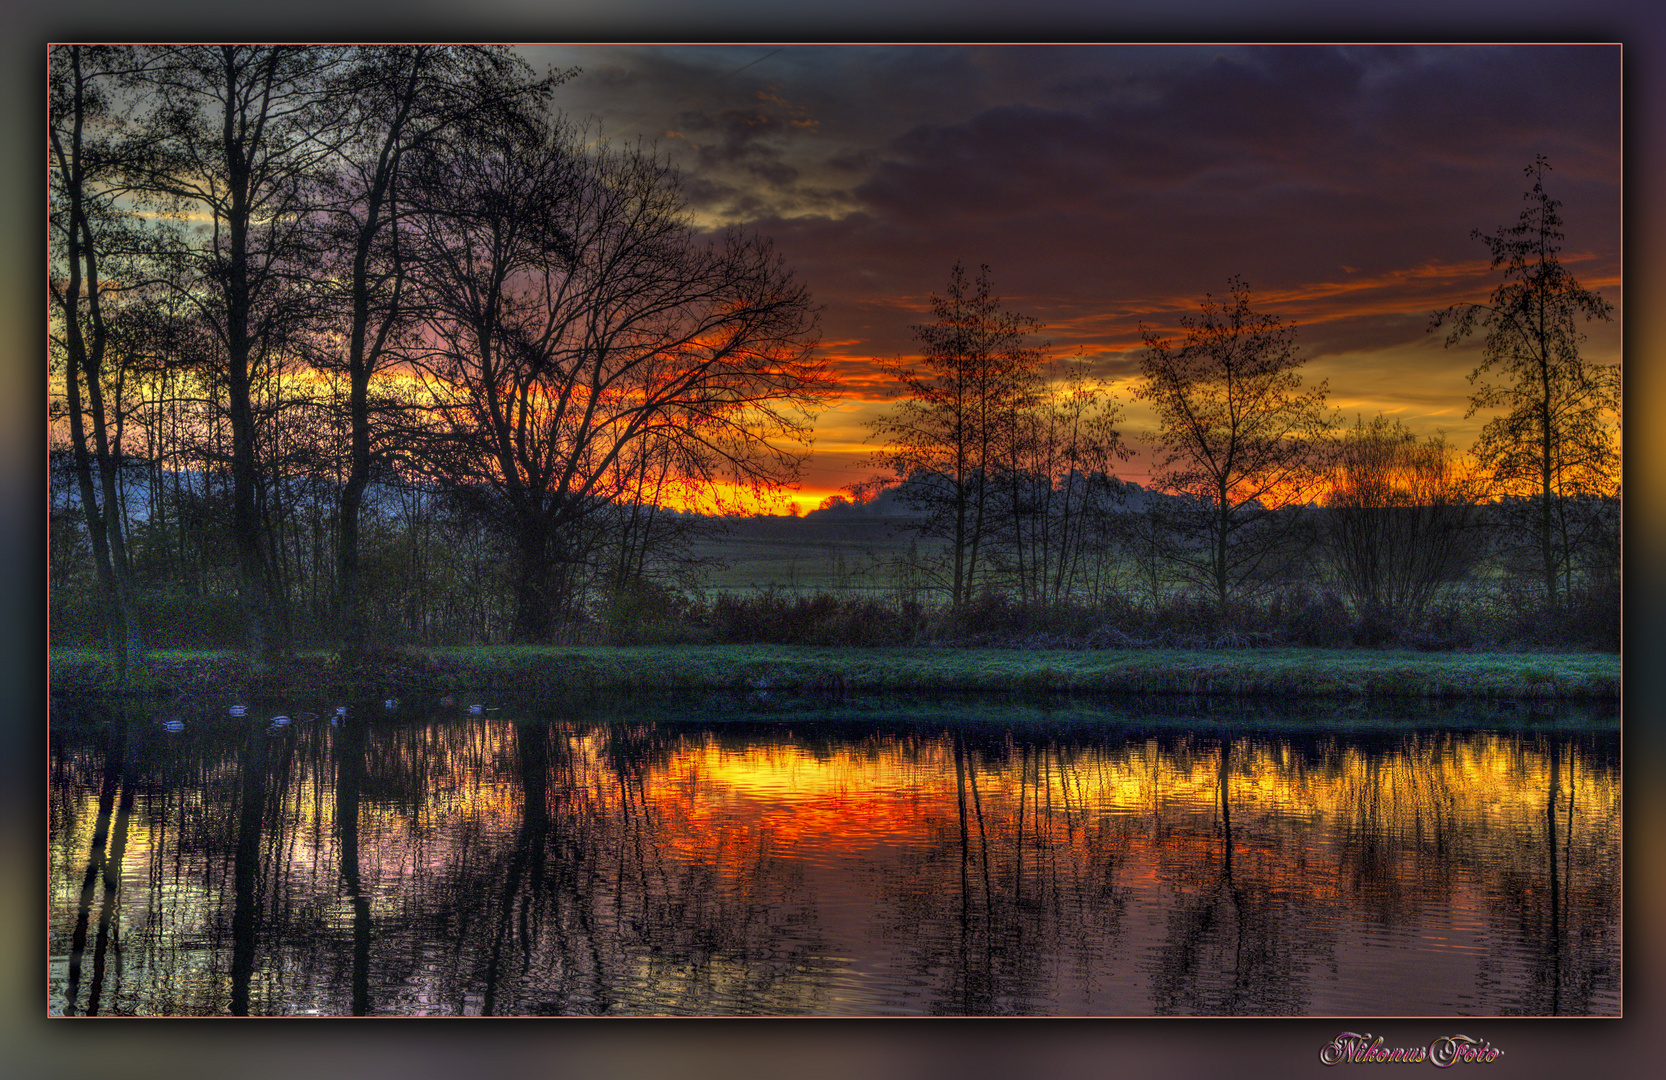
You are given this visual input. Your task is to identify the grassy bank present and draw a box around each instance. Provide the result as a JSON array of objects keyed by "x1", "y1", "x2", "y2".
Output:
[{"x1": 50, "y1": 644, "x2": 1621, "y2": 701}]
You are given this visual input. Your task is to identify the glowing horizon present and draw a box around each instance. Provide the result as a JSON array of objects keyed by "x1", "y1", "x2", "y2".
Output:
[{"x1": 520, "y1": 44, "x2": 1620, "y2": 514}]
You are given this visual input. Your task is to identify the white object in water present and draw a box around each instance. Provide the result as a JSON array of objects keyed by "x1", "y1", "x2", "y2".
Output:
[
  {"x1": 334, "y1": 706, "x2": 347, "y2": 717},
  {"x1": 468, "y1": 703, "x2": 484, "y2": 715},
  {"x1": 229, "y1": 705, "x2": 248, "y2": 717},
  {"x1": 383, "y1": 698, "x2": 398, "y2": 710},
  {"x1": 270, "y1": 715, "x2": 291, "y2": 726},
  {"x1": 162, "y1": 720, "x2": 185, "y2": 733}
]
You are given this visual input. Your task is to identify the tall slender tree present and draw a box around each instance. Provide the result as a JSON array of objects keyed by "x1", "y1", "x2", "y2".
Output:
[
  {"x1": 1431, "y1": 155, "x2": 1618, "y2": 606},
  {"x1": 316, "y1": 45, "x2": 561, "y2": 660},
  {"x1": 48, "y1": 44, "x2": 148, "y2": 676},
  {"x1": 125, "y1": 45, "x2": 349, "y2": 667},
  {"x1": 1136, "y1": 277, "x2": 1335, "y2": 610},
  {"x1": 993, "y1": 357, "x2": 1129, "y2": 606},
  {"x1": 865, "y1": 263, "x2": 1044, "y2": 607}
]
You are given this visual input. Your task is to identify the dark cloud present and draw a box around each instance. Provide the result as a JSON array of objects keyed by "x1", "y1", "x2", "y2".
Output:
[
  {"x1": 523, "y1": 43, "x2": 1620, "y2": 489},
  {"x1": 840, "y1": 44, "x2": 1618, "y2": 300},
  {"x1": 824, "y1": 146, "x2": 879, "y2": 174},
  {"x1": 669, "y1": 102, "x2": 804, "y2": 186}
]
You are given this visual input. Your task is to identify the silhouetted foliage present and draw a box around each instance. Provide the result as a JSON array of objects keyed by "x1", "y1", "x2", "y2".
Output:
[
  {"x1": 863, "y1": 263, "x2": 1046, "y2": 607},
  {"x1": 48, "y1": 61, "x2": 1617, "y2": 658},
  {"x1": 314, "y1": 45, "x2": 562, "y2": 661},
  {"x1": 49, "y1": 44, "x2": 150, "y2": 676},
  {"x1": 48, "y1": 47, "x2": 824, "y2": 653},
  {"x1": 1135, "y1": 277, "x2": 1336, "y2": 610},
  {"x1": 1431, "y1": 156, "x2": 1619, "y2": 606},
  {"x1": 402, "y1": 111, "x2": 824, "y2": 642},
  {"x1": 1325, "y1": 415, "x2": 1483, "y2": 635},
  {"x1": 864, "y1": 266, "x2": 1133, "y2": 610}
]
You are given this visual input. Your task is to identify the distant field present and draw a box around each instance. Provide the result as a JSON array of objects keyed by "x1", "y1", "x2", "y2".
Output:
[{"x1": 692, "y1": 514, "x2": 943, "y2": 593}]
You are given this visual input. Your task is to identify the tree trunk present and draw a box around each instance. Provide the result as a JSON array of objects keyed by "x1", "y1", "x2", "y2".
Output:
[
  {"x1": 1540, "y1": 351, "x2": 1559, "y2": 607},
  {"x1": 221, "y1": 49, "x2": 280, "y2": 670},
  {"x1": 52, "y1": 45, "x2": 144, "y2": 678},
  {"x1": 1215, "y1": 485, "x2": 1231, "y2": 612},
  {"x1": 512, "y1": 524, "x2": 557, "y2": 643},
  {"x1": 337, "y1": 376, "x2": 370, "y2": 659},
  {"x1": 227, "y1": 314, "x2": 276, "y2": 668},
  {"x1": 336, "y1": 128, "x2": 395, "y2": 664}
]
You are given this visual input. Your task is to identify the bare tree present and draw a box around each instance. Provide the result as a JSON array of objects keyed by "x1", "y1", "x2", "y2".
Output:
[
  {"x1": 1431, "y1": 155, "x2": 1618, "y2": 606},
  {"x1": 863, "y1": 263, "x2": 1044, "y2": 607},
  {"x1": 992, "y1": 356, "x2": 1130, "y2": 606},
  {"x1": 1135, "y1": 277, "x2": 1335, "y2": 610},
  {"x1": 315, "y1": 45, "x2": 563, "y2": 660},
  {"x1": 1325, "y1": 415, "x2": 1481, "y2": 630},
  {"x1": 404, "y1": 114, "x2": 825, "y2": 642},
  {"x1": 124, "y1": 45, "x2": 350, "y2": 668},
  {"x1": 48, "y1": 44, "x2": 148, "y2": 675}
]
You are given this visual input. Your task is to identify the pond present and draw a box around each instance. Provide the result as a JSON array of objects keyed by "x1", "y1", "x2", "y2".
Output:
[{"x1": 48, "y1": 692, "x2": 1621, "y2": 1017}]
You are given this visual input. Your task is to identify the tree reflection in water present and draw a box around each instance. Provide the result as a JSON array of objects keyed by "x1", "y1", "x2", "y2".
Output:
[
  {"x1": 334, "y1": 703, "x2": 372, "y2": 1016},
  {"x1": 47, "y1": 698, "x2": 1621, "y2": 1016},
  {"x1": 59, "y1": 699, "x2": 135, "y2": 1016},
  {"x1": 1145, "y1": 735, "x2": 1325, "y2": 1015}
]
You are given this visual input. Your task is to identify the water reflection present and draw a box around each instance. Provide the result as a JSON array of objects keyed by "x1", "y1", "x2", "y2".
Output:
[{"x1": 47, "y1": 696, "x2": 1620, "y2": 1016}]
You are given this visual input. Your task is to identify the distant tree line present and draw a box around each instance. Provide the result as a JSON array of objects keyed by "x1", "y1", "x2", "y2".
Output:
[{"x1": 50, "y1": 44, "x2": 1617, "y2": 665}]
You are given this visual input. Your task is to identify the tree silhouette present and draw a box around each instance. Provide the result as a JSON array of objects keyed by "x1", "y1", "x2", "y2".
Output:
[
  {"x1": 1136, "y1": 277, "x2": 1335, "y2": 611},
  {"x1": 1431, "y1": 156, "x2": 1618, "y2": 606},
  {"x1": 992, "y1": 356, "x2": 1130, "y2": 607},
  {"x1": 864, "y1": 262, "x2": 1044, "y2": 607},
  {"x1": 48, "y1": 44, "x2": 149, "y2": 677},
  {"x1": 315, "y1": 45, "x2": 561, "y2": 661},
  {"x1": 402, "y1": 115, "x2": 824, "y2": 642},
  {"x1": 123, "y1": 45, "x2": 350, "y2": 667},
  {"x1": 1325, "y1": 415, "x2": 1481, "y2": 633}
]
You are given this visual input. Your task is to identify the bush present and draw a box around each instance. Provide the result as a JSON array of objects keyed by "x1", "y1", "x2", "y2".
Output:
[
  {"x1": 1561, "y1": 579, "x2": 1622, "y2": 652},
  {"x1": 48, "y1": 586, "x2": 103, "y2": 647},
  {"x1": 601, "y1": 580, "x2": 709, "y2": 646},
  {"x1": 140, "y1": 588, "x2": 246, "y2": 649},
  {"x1": 1401, "y1": 601, "x2": 1477, "y2": 651},
  {"x1": 51, "y1": 585, "x2": 248, "y2": 650},
  {"x1": 1265, "y1": 583, "x2": 1352, "y2": 647},
  {"x1": 1146, "y1": 593, "x2": 1229, "y2": 640},
  {"x1": 704, "y1": 589, "x2": 929, "y2": 647}
]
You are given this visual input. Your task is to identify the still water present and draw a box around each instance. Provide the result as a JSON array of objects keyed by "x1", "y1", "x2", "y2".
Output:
[{"x1": 49, "y1": 694, "x2": 1620, "y2": 1017}]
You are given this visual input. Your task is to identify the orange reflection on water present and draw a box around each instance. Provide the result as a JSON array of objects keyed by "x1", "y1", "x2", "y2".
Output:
[{"x1": 50, "y1": 717, "x2": 1621, "y2": 1016}]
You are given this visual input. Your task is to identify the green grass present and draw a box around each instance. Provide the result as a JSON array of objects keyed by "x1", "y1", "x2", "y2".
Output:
[
  {"x1": 49, "y1": 643, "x2": 1621, "y2": 701},
  {"x1": 691, "y1": 514, "x2": 938, "y2": 593}
]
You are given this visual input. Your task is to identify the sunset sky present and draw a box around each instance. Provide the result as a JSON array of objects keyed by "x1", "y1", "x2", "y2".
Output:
[
  {"x1": 13, "y1": 5, "x2": 1662, "y2": 1071},
  {"x1": 520, "y1": 43, "x2": 1622, "y2": 511}
]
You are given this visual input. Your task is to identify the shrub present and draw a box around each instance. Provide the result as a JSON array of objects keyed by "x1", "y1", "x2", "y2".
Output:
[
  {"x1": 601, "y1": 580, "x2": 709, "y2": 646},
  {"x1": 138, "y1": 588, "x2": 246, "y2": 649},
  {"x1": 1265, "y1": 583, "x2": 1352, "y2": 647},
  {"x1": 704, "y1": 589, "x2": 929, "y2": 647}
]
